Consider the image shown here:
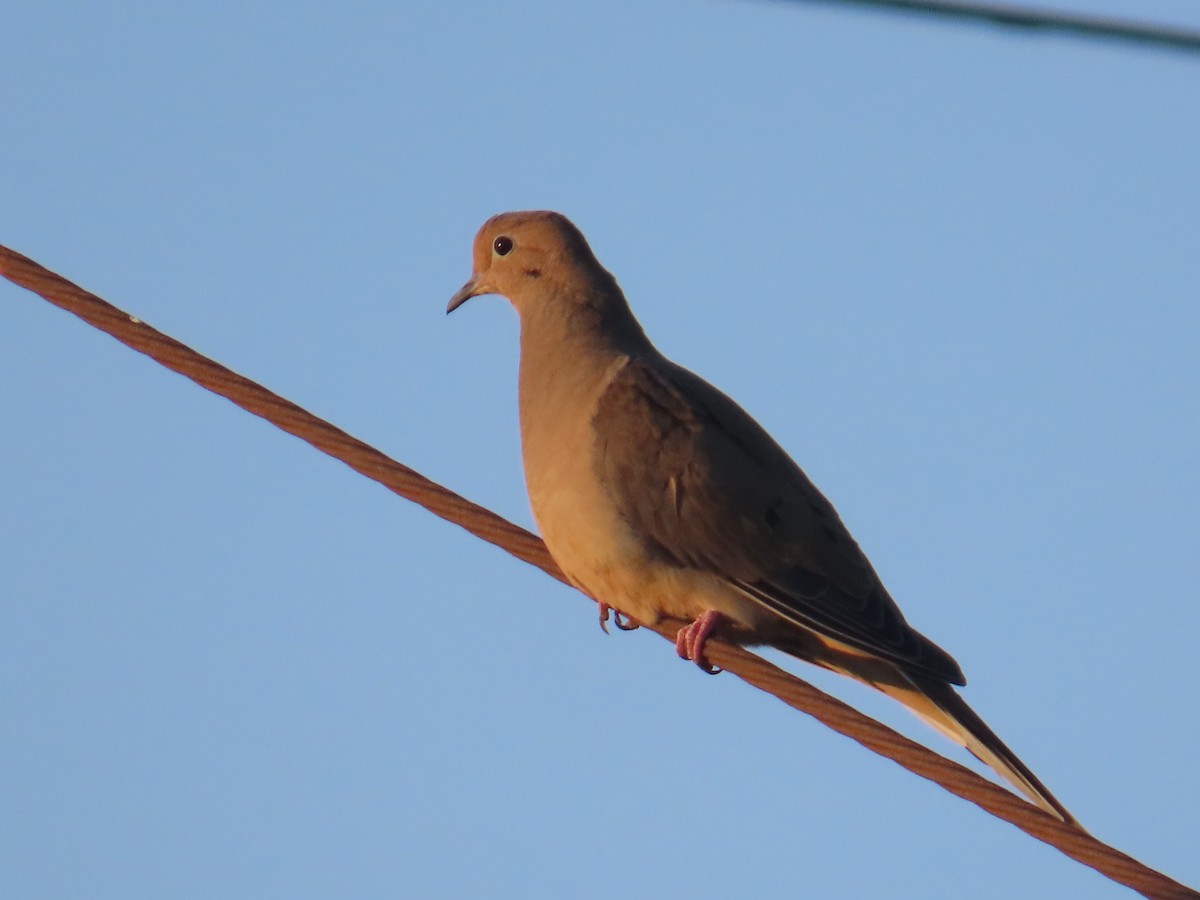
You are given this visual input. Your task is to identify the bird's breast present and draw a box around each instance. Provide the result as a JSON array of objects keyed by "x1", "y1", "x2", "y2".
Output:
[{"x1": 517, "y1": 354, "x2": 760, "y2": 628}]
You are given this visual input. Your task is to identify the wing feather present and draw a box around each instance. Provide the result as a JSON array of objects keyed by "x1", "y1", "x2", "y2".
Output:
[{"x1": 591, "y1": 356, "x2": 964, "y2": 685}]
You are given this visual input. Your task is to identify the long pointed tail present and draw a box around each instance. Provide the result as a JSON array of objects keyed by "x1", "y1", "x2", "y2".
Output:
[
  {"x1": 786, "y1": 636, "x2": 1078, "y2": 824},
  {"x1": 882, "y1": 672, "x2": 1077, "y2": 824}
]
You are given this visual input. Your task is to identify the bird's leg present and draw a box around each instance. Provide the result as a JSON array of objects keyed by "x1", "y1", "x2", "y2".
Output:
[
  {"x1": 675, "y1": 610, "x2": 724, "y2": 674},
  {"x1": 598, "y1": 603, "x2": 639, "y2": 634}
]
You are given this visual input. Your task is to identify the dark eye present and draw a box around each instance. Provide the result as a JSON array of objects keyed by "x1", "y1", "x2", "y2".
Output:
[{"x1": 493, "y1": 236, "x2": 514, "y2": 256}]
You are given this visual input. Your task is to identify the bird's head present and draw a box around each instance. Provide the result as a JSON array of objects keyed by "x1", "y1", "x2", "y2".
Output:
[{"x1": 446, "y1": 210, "x2": 614, "y2": 317}]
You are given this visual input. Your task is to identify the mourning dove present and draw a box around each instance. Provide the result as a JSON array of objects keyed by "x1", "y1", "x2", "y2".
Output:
[{"x1": 447, "y1": 210, "x2": 1075, "y2": 824}]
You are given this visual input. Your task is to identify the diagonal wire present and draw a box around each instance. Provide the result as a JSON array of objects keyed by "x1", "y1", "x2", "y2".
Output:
[
  {"x1": 776, "y1": 0, "x2": 1200, "y2": 54},
  {"x1": 1, "y1": 243, "x2": 1197, "y2": 900}
]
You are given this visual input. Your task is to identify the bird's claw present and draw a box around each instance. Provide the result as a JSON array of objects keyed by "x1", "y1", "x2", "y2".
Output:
[
  {"x1": 599, "y1": 603, "x2": 638, "y2": 634},
  {"x1": 675, "y1": 610, "x2": 724, "y2": 675}
]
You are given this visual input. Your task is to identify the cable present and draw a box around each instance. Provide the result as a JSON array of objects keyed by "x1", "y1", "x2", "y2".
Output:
[
  {"x1": 1, "y1": 243, "x2": 1196, "y2": 899},
  {"x1": 781, "y1": 0, "x2": 1200, "y2": 54}
]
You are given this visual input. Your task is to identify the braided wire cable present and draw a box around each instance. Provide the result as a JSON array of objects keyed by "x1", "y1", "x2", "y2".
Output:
[{"x1": 2, "y1": 244, "x2": 1195, "y2": 900}]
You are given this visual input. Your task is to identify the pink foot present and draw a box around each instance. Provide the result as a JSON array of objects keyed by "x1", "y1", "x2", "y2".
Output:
[
  {"x1": 675, "y1": 610, "x2": 724, "y2": 674},
  {"x1": 598, "y1": 603, "x2": 638, "y2": 634}
]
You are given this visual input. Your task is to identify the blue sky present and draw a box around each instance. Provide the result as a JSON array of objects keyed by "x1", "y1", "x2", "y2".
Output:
[{"x1": 3, "y1": 2, "x2": 1198, "y2": 897}]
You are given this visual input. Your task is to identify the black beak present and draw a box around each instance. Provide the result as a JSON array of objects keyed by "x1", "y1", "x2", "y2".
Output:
[{"x1": 446, "y1": 277, "x2": 481, "y2": 314}]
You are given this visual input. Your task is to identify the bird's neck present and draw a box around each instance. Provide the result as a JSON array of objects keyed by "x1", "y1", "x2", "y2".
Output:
[
  {"x1": 518, "y1": 285, "x2": 652, "y2": 377},
  {"x1": 516, "y1": 285, "x2": 656, "y2": 458}
]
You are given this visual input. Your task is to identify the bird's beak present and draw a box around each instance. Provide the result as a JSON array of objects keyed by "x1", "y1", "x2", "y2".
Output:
[{"x1": 447, "y1": 277, "x2": 484, "y2": 314}]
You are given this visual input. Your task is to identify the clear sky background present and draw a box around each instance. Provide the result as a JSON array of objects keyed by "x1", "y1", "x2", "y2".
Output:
[{"x1": 3, "y1": 2, "x2": 1198, "y2": 898}]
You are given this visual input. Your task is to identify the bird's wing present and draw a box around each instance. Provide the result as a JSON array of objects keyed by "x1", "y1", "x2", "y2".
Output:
[{"x1": 591, "y1": 355, "x2": 964, "y2": 685}]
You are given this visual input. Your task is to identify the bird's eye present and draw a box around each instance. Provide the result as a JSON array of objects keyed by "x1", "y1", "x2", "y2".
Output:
[{"x1": 493, "y1": 236, "x2": 514, "y2": 256}]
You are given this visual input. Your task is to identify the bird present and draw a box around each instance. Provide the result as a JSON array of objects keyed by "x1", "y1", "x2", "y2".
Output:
[{"x1": 447, "y1": 209, "x2": 1076, "y2": 824}]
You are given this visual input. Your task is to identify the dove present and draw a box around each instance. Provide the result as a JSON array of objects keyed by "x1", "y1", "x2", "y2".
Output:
[{"x1": 447, "y1": 210, "x2": 1075, "y2": 824}]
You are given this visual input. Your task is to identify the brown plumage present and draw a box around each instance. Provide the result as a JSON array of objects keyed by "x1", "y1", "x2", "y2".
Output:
[{"x1": 448, "y1": 210, "x2": 1076, "y2": 824}]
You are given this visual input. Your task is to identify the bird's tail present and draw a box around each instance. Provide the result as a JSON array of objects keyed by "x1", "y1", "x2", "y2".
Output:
[
  {"x1": 876, "y1": 672, "x2": 1077, "y2": 825},
  {"x1": 784, "y1": 636, "x2": 1078, "y2": 825}
]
